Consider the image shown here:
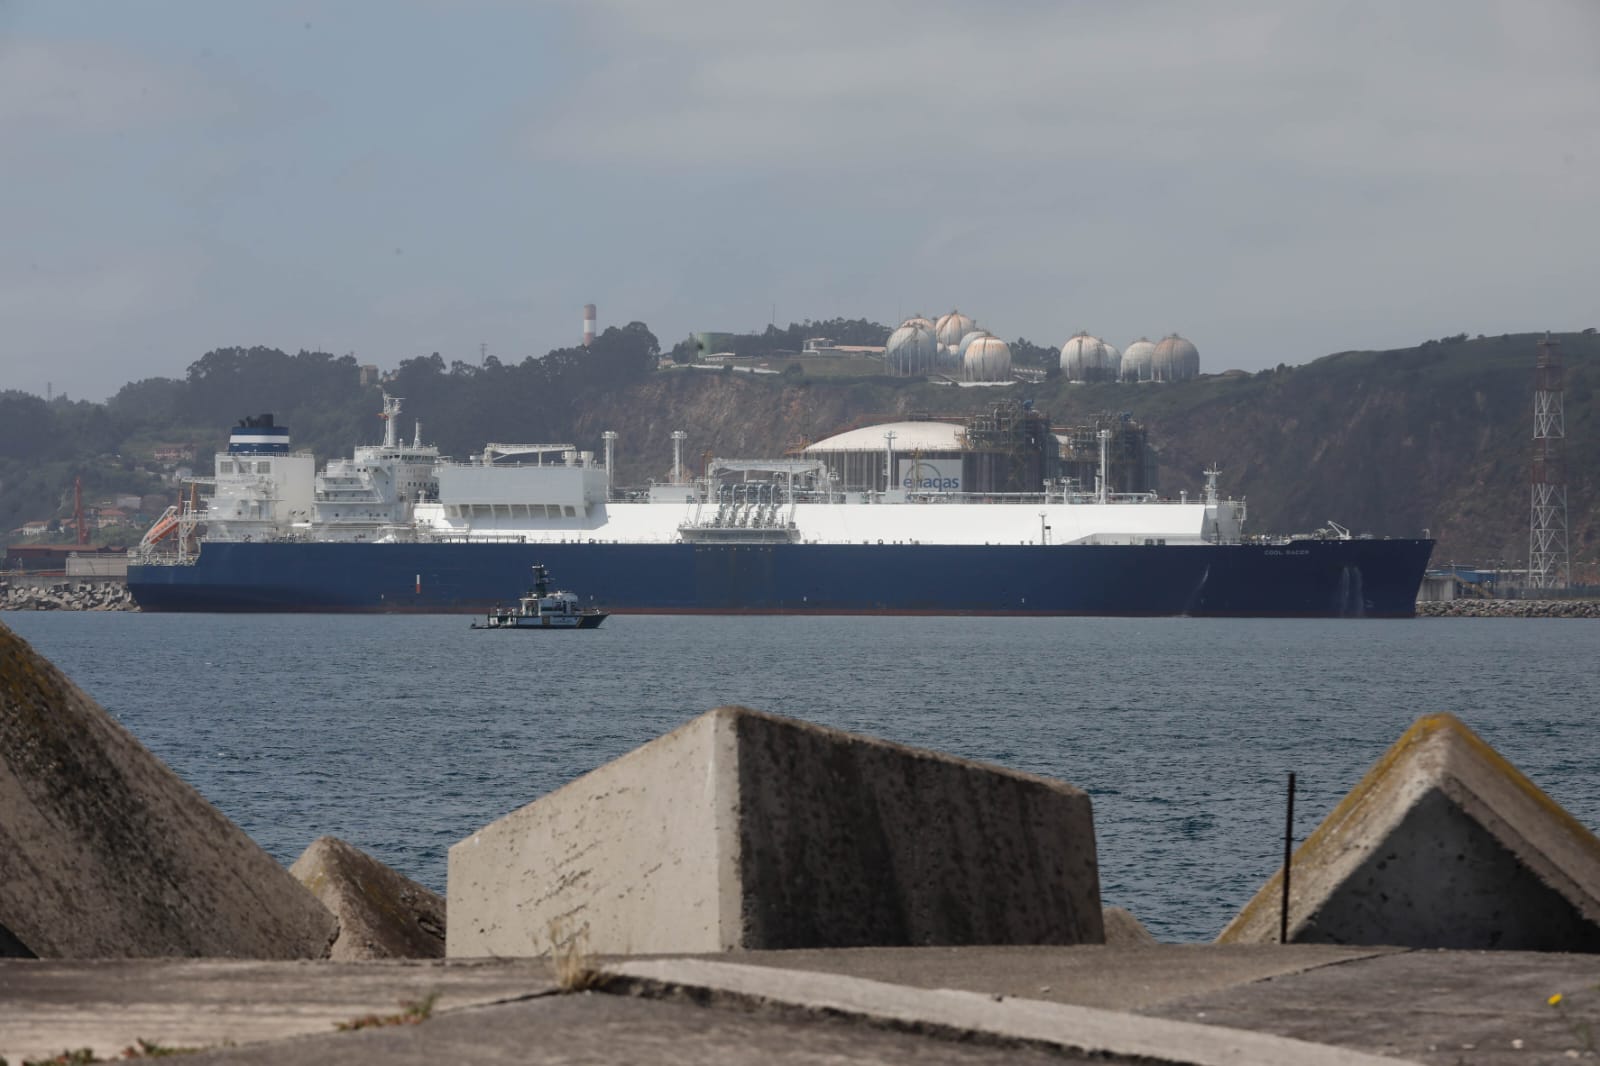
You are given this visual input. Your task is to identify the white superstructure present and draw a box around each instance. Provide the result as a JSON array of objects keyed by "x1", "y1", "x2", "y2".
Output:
[
  {"x1": 146, "y1": 411, "x2": 1247, "y2": 561},
  {"x1": 198, "y1": 415, "x2": 315, "y2": 542},
  {"x1": 411, "y1": 446, "x2": 1246, "y2": 548},
  {"x1": 306, "y1": 394, "x2": 440, "y2": 541}
]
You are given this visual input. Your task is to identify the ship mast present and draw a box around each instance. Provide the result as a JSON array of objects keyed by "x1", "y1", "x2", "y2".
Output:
[{"x1": 379, "y1": 393, "x2": 402, "y2": 449}]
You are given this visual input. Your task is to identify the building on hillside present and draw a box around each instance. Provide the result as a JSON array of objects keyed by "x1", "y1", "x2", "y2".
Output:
[
  {"x1": 153, "y1": 443, "x2": 196, "y2": 463},
  {"x1": 802, "y1": 340, "x2": 888, "y2": 358},
  {"x1": 14, "y1": 522, "x2": 49, "y2": 538}
]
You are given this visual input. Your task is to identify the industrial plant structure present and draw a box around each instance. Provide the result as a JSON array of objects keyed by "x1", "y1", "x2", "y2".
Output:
[
  {"x1": 799, "y1": 403, "x2": 1154, "y2": 497},
  {"x1": 1065, "y1": 333, "x2": 1201, "y2": 383},
  {"x1": 884, "y1": 308, "x2": 1200, "y2": 385},
  {"x1": 886, "y1": 309, "x2": 1012, "y2": 381}
]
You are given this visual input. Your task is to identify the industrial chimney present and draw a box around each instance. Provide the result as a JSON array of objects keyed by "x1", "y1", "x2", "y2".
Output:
[{"x1": 583, "y1": 304, "x2": 597, "y2": 348}]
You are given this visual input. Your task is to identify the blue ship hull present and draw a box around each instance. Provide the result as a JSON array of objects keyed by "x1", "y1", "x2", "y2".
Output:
[{"x1": 127, "y1": 538, "x2": 1435, "y2": 617}]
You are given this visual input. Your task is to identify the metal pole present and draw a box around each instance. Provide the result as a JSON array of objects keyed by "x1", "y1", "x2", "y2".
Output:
[{"x1": 1280, "y1": 771, "x2": 1296, "y2": 944}]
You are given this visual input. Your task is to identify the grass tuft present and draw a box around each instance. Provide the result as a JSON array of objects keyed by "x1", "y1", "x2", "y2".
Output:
[
  {"x1": 16, "y1": 1041, "x2": 200, "y2": 1065},
  {"x1": 547, "y1": 917, "x2": 605, "y2": 993},
  {"x1": 334, "y1": 990, "x2": 440, "y2": 1032}
]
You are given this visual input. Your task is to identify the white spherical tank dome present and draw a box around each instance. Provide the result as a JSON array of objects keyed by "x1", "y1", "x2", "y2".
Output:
[
  {"x1": 963, "y1": 336, "x2": 1012, "y2": 381},
  {"x1": 957, "y1": 329, "x2": 991, "y2": 360},
  {"x1": 1059, "y1": 332, "x2": 1115, "y2": 382},
  {"x1": 1121, "y1": 338, "x2": 1157, "y2": 382},
  {"x1": 901, "y1": 315, "x2": 935, "y2": 333},
  {"x1": 935, "y1": 310, "x2": 978, "y2": 350},
  {"x1": 1102, "y1": 341, "x2": 1122, "y2": 380},
  {"x1": 1151, "y1": 334, "x2": 1200, "y2": 381},
  {"x1": 885, "y1": 323, "x2": 937, "y2": 374}
]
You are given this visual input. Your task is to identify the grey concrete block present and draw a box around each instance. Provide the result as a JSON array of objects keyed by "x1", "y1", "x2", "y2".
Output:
[
  {"x1": 449, "y1": 705, "x2": 1102, "y2": 956},
  {"x1": 290, "y1": 837, "x2": 446, "y2": 960},
  {"x1": 0, "y1": 621, "x2": 338, "y2": 958},
  {"x1": 1218, "y1": 712, "x2": 1600, "y2": 951}
]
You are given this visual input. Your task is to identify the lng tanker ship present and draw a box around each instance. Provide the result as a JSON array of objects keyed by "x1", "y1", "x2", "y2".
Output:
[{"x1": 127, "y1": 399, "x2": 1434, "y2": 616}]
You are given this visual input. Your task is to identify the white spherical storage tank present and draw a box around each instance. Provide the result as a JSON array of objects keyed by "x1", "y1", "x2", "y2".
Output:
[
  {"x1": 962, "y1": 336, "x2": 1012, "y2": 381},
  {"x1": 885, "y1": 323, "x2": 938, "y2": 375},
  {"x1": 1059, "y1": 333, "x2": 1117, "y2": 382},
  {"x1": 1151, "y1": 334, "x2": 1201, "y2": 382},
  {"x1": 957, "y1": 330, "x2": 991, "y2": 360},
  {"x1": 1102, "y1": 340, "x2": 1122, "y2": 379},
  {"x1": 935, "y1": 310, "x2": 978, "y2": 351},
  {"x1": 1121, "y1": 338, "x2": 1157, "y2": 381}
]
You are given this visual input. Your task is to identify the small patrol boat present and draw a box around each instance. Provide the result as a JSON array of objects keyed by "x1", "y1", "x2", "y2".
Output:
[{"x1": 471, "y1": 565, "x2": 609, "y2": 630}]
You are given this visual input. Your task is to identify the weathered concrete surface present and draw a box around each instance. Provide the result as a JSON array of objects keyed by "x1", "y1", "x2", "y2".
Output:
[
  {"x1": 605, "y1": 958, "x2": 1400, "y2": 1066},
  {"x1": 1103, "y1": 906, "x2": 1158, "y2": 946},
  {"x1": 713, "y1": 943, "x2": 1399, "y2": 1012},
  {"x1": 0, "y1": 958, "x2": 553, "y2": 1064},
  {"x1": 1218, "y1": 711, "x2": 1600, "y2": 951},
  {"x1": 0, "y1": 621, "x2": 338, "y2": 958},
  {"x1": 290, "y1": 837, "x2": 446, "y2": 961},
  {"x1": 175, "y1": 991, "x2": 1113, "y2": 1066},
  {"x1": 1146, "y1": 948, "x2": 1600, "y2": 1065},
  {"x1": 449, "y1": 705, "x2": 1102, "y2": 957},
  {"x1": 6, "y1": 947, "x2": 1599, "y2": 1065}
]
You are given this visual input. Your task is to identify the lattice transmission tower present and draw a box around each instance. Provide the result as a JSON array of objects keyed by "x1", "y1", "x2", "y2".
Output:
[{"x1": 1528, "y1": 333, "x2": 1569, "y2": 589}]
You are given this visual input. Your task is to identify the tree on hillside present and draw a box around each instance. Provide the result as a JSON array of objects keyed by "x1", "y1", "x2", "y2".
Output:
[
  {"x1": 670, "y1": 335, "x2": 699, "y2": 364},
  {"x1": 107, "y1": 377, "x2": 186, "y2": 426},
  {"x1": 711, "y1": 318, "x2": 893, "y2": 357},
  {"x1": 586, "y1": 321, "x2": 660, "y2": 380},
  {"x1": 1010, "y1": 338, "x2": 1057, "y2": 369},
  {"x1": 182, "y1": 347, "x2": 361, "y2": 424},
  {"x1": 0, "y1": 391, "x2": 55, "y2": 460}
]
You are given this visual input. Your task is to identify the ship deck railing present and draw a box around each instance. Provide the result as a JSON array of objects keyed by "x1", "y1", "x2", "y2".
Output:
[{"x1": 425, "y1": 533, "x2": 528, "y2": 544}]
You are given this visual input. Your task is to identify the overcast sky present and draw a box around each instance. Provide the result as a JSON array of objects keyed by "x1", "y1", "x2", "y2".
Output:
[{"x1": 3, "y1": 0, "x2": 1597, "y2": 402}]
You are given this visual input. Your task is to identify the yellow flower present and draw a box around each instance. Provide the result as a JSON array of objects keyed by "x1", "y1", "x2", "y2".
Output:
[{"x1": 1548, "y1": 993, "x2": 1563, "y2": 1007}]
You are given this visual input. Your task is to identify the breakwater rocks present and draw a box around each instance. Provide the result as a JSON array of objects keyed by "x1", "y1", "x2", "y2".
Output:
[
  {"x1": 1417, "y1": 597, "x2": 1600, "y2": 618},
  {"x1": 0, "y1": 580, "x2": 138, "y2": 611}
]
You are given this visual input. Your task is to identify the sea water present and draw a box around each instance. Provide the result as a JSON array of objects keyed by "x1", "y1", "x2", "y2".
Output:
[{"x1": 4, "y1": 611, "x2": 1596, "y2": 942}]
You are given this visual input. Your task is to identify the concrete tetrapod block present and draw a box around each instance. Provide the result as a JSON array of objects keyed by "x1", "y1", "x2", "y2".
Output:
[
  {"x1": 1102, "y1": 905, "x2": 1158, "y2": 946},
  {"x1": 0, "y1": 621, "x2": 338, "y2": 958},
  {"x1": 290, "y1": 837, "x2": 446, "y2": 960},
  {"x1": 448, "y1": 705, "x2": 1102, "y2": 956},
  {"x1": 1218, "y1": 712, "x2": 1600, "y2": 951}
]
